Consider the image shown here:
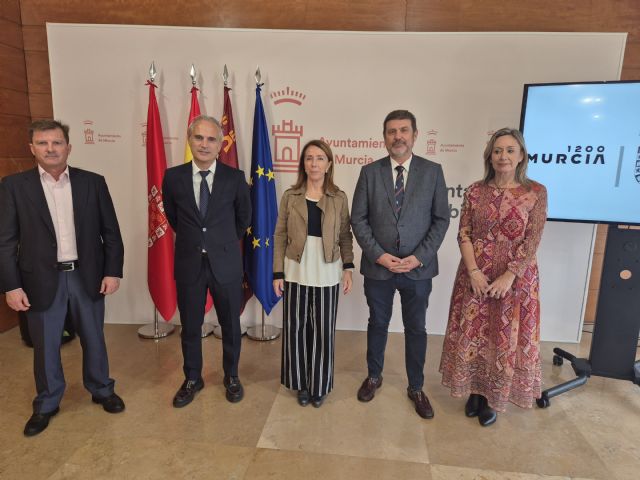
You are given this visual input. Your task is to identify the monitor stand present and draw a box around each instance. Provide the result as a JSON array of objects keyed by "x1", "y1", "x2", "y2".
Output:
[{"x1": 537, "y1": 225, "x2": 640, "y2": 408}]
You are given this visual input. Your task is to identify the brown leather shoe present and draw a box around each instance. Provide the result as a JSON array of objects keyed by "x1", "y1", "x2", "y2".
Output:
[
  {"x1": 357, "y1": 376, "x2": 383, "y2": 402},
  {"x1": 407, "y1": 388, "x2": 434, "y2": 419}
]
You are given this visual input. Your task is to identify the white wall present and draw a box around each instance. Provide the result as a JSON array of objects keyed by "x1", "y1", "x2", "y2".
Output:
[{"x1": 47, "y1": 25, "x2": 625, "y2": 341}]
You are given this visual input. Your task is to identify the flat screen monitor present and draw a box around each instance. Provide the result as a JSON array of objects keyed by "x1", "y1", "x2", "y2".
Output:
[{"x1": 519, "y1": 81, "x2": 640, "y2": 225}]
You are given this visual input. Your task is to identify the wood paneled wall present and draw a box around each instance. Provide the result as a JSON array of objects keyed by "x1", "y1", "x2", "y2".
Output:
[
  {"x1": 0, "y1": 1, "x2": 32, "y2": 174},
  {"x1": 0, "y1": 0, "x2": 32, "y2": 332},
  {"x1": 2, "y1": 0, "x2": 637, "y2": 330}
]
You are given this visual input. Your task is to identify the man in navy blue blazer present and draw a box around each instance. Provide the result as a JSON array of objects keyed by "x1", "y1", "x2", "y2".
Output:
[
  {"x1": 351, "y1": 110, "x2": 450, "y2": 419},
  {"x1": 162, "y1": 115, "x2": 251, "y2": 407},
  {"x1": 0, "y1": 120, "x2": 125, "y2": 436}
]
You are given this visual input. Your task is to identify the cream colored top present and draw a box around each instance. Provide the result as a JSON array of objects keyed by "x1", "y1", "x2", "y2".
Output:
[{"x1": 284, "y1": 237, "x2": 343, "y2": 287}]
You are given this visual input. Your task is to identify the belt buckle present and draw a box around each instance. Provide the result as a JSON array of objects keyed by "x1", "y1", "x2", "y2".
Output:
[{"x1": 60, "y1": 261, "x2": 75, "y2": 271}]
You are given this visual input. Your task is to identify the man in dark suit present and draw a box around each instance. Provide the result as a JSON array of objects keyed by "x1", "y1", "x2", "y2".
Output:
[
  {"x1": 351, "y1": 110, "x2": 450, "y2": 419},
  {"x1": 0, "y1": 120, "x2": 125, "y2": 436},
  {"x1": 162, "y1": 115, "x2": 251, "y2": 407}
]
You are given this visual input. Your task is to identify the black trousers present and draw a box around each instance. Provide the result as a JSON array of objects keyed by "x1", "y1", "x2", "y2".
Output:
[
  {"x1": 364, "y1": 275, "x2": 432, "y2": 390},
  {"x1": 281, "y1": 282, "x2": 339, "y2": 397},
  {"x1": 177, "y1": 256, "x2": 243, "y2": 381}
]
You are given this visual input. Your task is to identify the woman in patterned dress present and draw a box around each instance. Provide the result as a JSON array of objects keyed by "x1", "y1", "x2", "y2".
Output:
[{"x1": 440, "y1": 128, "x2": 547, "y2": 426}]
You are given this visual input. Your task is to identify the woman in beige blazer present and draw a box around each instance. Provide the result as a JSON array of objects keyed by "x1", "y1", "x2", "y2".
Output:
[{"x1": 273, "y1": 139, "x2": 354, "y2": 408}]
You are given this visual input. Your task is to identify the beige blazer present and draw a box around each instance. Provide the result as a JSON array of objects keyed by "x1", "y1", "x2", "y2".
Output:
[{"x1": 273, "y1": 186, "x2": 354, "y2": 278}]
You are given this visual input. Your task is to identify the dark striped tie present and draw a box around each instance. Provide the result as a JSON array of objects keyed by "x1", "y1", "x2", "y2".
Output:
[
  {"x1": 394, "y1": 165, "x2": 405, "y2": 216},
  {"x1": 395, "y1": 165, "x2": 405, "y2": 251}
]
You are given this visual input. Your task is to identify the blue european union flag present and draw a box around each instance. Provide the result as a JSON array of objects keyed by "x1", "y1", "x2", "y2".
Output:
[{"x1": 244, "y1": 84, "x2": 281, "y2": 314}]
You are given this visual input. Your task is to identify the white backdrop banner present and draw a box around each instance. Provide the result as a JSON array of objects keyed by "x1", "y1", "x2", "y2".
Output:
[{"x1": 46, "y1": 25, "x2": 625, "y2": 341}]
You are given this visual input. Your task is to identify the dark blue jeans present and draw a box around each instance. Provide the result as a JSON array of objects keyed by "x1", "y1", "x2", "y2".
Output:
[{"x1": 364, "y1": 275, "x2": 432, "y2": 390}]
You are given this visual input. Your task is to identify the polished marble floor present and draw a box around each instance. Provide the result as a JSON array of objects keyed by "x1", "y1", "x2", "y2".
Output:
[{"x1": 0, "y1": 324, "x2": 638, "y2": 479}]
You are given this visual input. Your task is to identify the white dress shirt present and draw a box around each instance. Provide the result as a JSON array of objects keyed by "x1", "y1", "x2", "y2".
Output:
[
  {"x1": 39, "y1": 165, "x2": 78, "y2": 262},
  {"x1": 192, "y1": 161, "x2": 216, "y2": 209},
  {"x1": 391, "y1": 155, "x2": 412, "y2": 185}
]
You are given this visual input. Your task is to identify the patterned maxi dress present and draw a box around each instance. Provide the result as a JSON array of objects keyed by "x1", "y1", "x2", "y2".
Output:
[{"x1": 440, "y1": 181, "x2": 547, "y2": 411}]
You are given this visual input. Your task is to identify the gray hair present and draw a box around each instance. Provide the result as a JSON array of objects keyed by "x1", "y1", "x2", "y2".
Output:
[{"x1": 187, "y1": 115, "x2": 223, "y2": 142}]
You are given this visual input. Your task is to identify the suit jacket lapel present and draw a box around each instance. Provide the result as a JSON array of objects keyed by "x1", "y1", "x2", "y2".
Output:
[
  {"x1": 399, "y1": 157, "x2": 420, "y2": 221},
  {"x1": 23, "y1": 168, "x2": 56, "y2": 236},
  {"x1": 380, "y1": 157, "x2": 397, "y2": 219},
  {"x1": 69, "y1": 167, "x2": 88, "y2": 233},
  {"x1": 180, "y1": 163, "x2": 199, "y2": 216},
  {"x1": 207, "y1": 163, "x2": 227, "y2": 221}
]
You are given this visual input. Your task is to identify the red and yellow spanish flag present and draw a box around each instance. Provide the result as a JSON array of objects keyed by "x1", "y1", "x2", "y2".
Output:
[
  {"x1": 184, "y1": 86, "x2": 201, "y2": 163},
  {"x1": 183, "y1": 85, "x2": 213, "y2": 313}
]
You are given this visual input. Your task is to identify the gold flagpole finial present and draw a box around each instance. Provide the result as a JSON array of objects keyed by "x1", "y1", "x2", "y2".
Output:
[
  {"x1": 223, "y1": 64, "x2": 229, "y2": 87},
  {"x1": 255, "y1": 66, "x2": 261, "y2": 85}
]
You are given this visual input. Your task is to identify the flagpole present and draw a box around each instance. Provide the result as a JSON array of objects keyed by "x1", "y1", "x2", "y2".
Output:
[
  {"x1": 211, "y1": 66, "x2": 231, "y2": 341},
  {"x1": 247, "y1": 308, "x2": 280, "y2": 341},
  {"x1": 138, "y1": 307, "x2": 175, "y2": 339},
  {"x1": 138, "y1": 61, "x2": 176, "y2": 340},
  {"x1": 245, "y1": 66, "x2": 281, "y2": 342}
]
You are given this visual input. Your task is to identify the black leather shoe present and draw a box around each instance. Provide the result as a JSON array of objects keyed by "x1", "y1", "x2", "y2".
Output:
[
  {"x1": 311, "y1": 395, "x2": 325, "y2": 408},
  {"x1": 297, "y1": 389, "x2": 310, "y2": 406},
  {"x1": 465, "y1": 393, "x2": 482, "y2": 417},
  {"x1": 173, "y1": 378, "x2": 204, "y2": 408},
  {"x1": 223, "y1": 376, "x2": 244, "y2": 403},
  {"x1": 357, "y1": 376, "x2": 383, "y2": 402},
  {"x1": 92, "y1": 393, "x2": 125, "y2": 413},
  {"x1": 24, "y1": 407, "x2": 59, "y2": 437},
  {"x1": 478, "y1": 396, "x2": 497, "y2": 426},
  {"x1": 407, "y1": 388, "x2": 435, "y2": 419}
]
